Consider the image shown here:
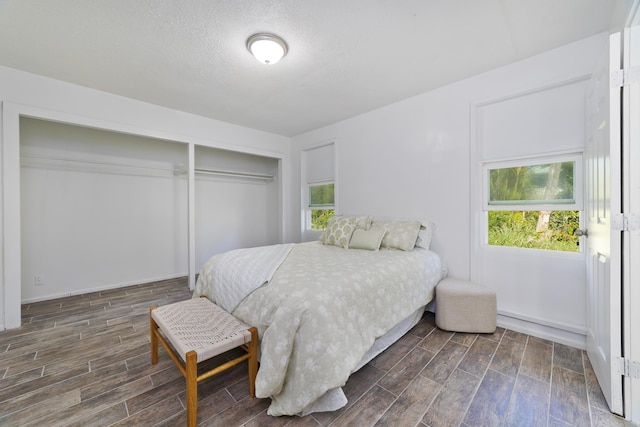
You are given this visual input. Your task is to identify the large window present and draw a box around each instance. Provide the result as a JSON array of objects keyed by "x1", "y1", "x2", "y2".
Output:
[
  {"x1": 484, "y1": 155, "x2": 582, "y2": 252},
  {"x1": 308, "y1": 181, "x2": 334, "y2": 230}
]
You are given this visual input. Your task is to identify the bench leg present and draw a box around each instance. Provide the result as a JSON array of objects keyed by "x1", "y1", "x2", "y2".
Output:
[
  {"x1": 247, "y1": 327, "x2": 258, "y2": 398},
  {"x1": 186, "y1": 350, "x2": 198, "y2": 427},
  {"x1": 150, "y1": 307, "x2": 158, "y2": 365}
]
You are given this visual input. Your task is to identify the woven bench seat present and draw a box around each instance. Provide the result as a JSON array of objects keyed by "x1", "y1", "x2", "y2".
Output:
[{"x1": 150, "y1": 297, "x2": 258, "y2": 427}]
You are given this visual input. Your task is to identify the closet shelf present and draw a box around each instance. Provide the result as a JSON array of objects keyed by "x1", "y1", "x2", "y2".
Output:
[
  {"x1": 21, "y1": 153, "x2": 176, "y2": 173},
  {"x1": 20, "y1": 154, "x2": 274, "y2": 181}
]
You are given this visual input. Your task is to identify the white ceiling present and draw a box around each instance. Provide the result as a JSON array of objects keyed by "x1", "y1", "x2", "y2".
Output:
[{"x1": 0, "y1": 0, "x2": 632, "y2": 137}]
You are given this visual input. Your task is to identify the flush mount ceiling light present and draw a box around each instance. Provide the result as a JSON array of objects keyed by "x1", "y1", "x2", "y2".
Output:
[{"x1": 246, "y1": 33, "x2": 288, "y2": 65}]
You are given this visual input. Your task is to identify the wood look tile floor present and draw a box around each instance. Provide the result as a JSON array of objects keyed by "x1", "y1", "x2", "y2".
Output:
[{"x1": 0, "y1": 278, "x2": 634, "y2": 427}]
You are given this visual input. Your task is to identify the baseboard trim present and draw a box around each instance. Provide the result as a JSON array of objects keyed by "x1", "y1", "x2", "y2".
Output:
[
  {"x1": 20, "y1": 274, "x2": 188, "y2": 304},
  {"x1": 497, "y1": 313, "x2": 587, "y2": 350},
  {"x1": 498, "y1": 309, "x2": 586, "y2": 335}
]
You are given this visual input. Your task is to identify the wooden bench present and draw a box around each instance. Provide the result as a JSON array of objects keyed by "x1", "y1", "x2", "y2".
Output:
[{"x1": 150, "y1": 297, "x2": 258, "y2": 426}]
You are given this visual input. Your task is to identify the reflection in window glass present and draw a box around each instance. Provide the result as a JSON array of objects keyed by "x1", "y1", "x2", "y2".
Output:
[
  {"x1": 309, "y1": 183, "x2": 334, "y2": 207},
  {"x1": 489, "y1": 161, "x2": 574, "y2": 205}
]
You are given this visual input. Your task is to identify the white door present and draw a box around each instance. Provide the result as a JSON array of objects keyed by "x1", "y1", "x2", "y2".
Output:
[
  {"x1": 622, "y1": 14, "x2": 640, "y2": 421},
  {"x1": 584, "y1": 32, "x2": 624, "y2": 415}
]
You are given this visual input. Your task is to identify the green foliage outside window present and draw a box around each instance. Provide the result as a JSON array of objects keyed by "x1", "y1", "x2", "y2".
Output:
[
  {"x1": 311, "y1": 209, "x2": 334, "y2": 230},
  {"x1": 488, "y1": 210, "x2": 579, "y2": 252}
]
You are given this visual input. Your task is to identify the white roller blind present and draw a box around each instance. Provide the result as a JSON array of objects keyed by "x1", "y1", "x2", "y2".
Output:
[{"x1": 304, "y1": 144, "x2": 334, "y2": 183}]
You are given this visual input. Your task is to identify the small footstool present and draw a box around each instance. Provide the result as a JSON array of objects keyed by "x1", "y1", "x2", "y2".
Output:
[
  {"x1": 150, "y1": 297, "x2": 258, "y2": 427},
  {"x1": 435, "y1": 278, "x2": 497, "y2": 333}
]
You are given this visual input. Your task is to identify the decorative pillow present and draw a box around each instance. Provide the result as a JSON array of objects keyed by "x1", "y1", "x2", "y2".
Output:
[
  {"x1": 351, "y1": 215, "x2": 373, "y2": 231},
  {"x1": 322, "y1": 216, "x2": 358, "y2": 248},
  {"x1": 320, "y1": 215, "x2": 372, "y2": 244},
  {"x1": 348, "y1": 227, "x2": 386, "y2": 250},
  {"x1": 374, "y1": 220, "x2": 421, "y2": 251},
  {"x1": 415, "y1": 219, "x2": 436, "y2": 249}
]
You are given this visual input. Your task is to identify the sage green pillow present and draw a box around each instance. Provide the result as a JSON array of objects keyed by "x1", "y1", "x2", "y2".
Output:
[{"x1": 349, "y1": 227, "x2": 386, "y2": 250}]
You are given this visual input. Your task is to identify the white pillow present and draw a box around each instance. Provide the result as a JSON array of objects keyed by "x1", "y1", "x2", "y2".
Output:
[{"x1": 415, "y1": 219, "x2": 436, "y2": 249}]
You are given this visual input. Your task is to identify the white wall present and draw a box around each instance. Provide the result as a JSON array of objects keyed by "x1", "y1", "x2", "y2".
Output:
[
  {"x1": 290, "y1": 34, "x2": 608, "y2": 346},
  {"x1": 1, "y1": 66, "x2": 290, "y2": 329}
]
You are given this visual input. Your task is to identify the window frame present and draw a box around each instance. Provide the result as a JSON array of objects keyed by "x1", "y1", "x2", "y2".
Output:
[
  {"x1": 304, "y1": 180, "x2": 335, "y2": 231},
  {"x1": 308, "y1": 180, "x2": 335, "y2": 208},
  {"x1": 482, "y1": 152, "x2": 584, "y2": 253},
  {"x1": 482, "y1": 153, "x2": 583, "y2": 212}
]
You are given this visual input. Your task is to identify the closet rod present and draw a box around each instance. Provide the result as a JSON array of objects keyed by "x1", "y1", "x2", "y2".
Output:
[
  {"x1": 20, "y1": 153, "x2": 176, "y2": 172},
  {"x1": 193, "y1": 168, "x2": 274, "y2": 181}
]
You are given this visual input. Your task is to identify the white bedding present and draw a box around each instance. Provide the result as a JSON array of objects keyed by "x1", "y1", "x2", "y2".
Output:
[
  {"x1": 194, "y1": 241, "x2": 443, "y2": 416},
  {"x1": 196, "y1": 243, "x2": 294, "y2": 312}
]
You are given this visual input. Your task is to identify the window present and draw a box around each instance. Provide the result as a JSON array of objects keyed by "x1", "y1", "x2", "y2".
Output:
[
  {"x1": 484, "y1": 155, "x2": 582, "y2": 252},
  {"x1": 308, "y1": 181, "x2": 334, "y2": 230},
  {"x1": 301, "y1": 143, "x2": 335, "y2": 234}
]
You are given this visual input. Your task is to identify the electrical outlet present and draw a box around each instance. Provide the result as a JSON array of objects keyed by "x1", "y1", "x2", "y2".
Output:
[{"x1": 34, "y1": 275, "x2": 44, "y2": 286}]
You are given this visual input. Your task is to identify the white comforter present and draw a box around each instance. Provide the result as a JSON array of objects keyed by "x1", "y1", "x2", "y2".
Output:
[
  {"x1": 196, "y1": 243, "x2": 294, "y2": 313},
  {"x1": 194, "y1": 241, "x2": 443, "y2": 416}
]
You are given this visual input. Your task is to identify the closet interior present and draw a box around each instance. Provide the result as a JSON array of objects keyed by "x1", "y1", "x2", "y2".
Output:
[{"x1": 20, "y1": 117, "x2": 281, "y2": 302}]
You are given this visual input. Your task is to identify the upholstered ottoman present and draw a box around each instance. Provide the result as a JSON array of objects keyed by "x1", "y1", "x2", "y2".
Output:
[{"x1": 435, "y1": 278, "x2": 497, "y2": 333}]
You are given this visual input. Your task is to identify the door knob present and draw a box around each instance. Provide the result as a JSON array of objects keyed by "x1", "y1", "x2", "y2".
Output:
[{"x1": 574, "y1": 229, "x2": 588, "y2": 237}]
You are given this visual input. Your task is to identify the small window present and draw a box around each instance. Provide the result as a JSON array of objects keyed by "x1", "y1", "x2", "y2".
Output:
[
  {"x1": 484, "y1": 155, "x2": 582, "y2": 252},
  {"x1": 308, "y1": 182, "x2": 334, "y2": 230},
  {"x1": 488, "y1": 210, "x2": 580, "y2": 252},
  {"x1": 487, "y1": 161, "x2": 576, "y2": 208},
  {"x1": 309, "y1": 182, "x2": 334, "y2": 208}
]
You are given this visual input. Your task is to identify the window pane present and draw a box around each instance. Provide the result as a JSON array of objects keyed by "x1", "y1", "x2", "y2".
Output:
[
  {"x1": 489, "y1": 161, "x2": 574, "y2": 205},
  {"x1": 309, "y1": 183, "x2": 334, "y2": 207},
  {"x1": 311, "y1": 209, "x2": 334, "y2": 230},
  {"x1": 488, "y1": 210, "x2": 580, "y2": 252}
]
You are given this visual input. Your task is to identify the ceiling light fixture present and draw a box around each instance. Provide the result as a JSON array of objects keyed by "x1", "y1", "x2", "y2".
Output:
[{"x1": 246, "y1": 33, "x2": 288, "y2": 65}]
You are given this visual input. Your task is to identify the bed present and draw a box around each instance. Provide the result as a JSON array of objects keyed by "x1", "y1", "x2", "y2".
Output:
[{"x1": 193, "y1": 216, "x2": 444, "y2": 416}]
